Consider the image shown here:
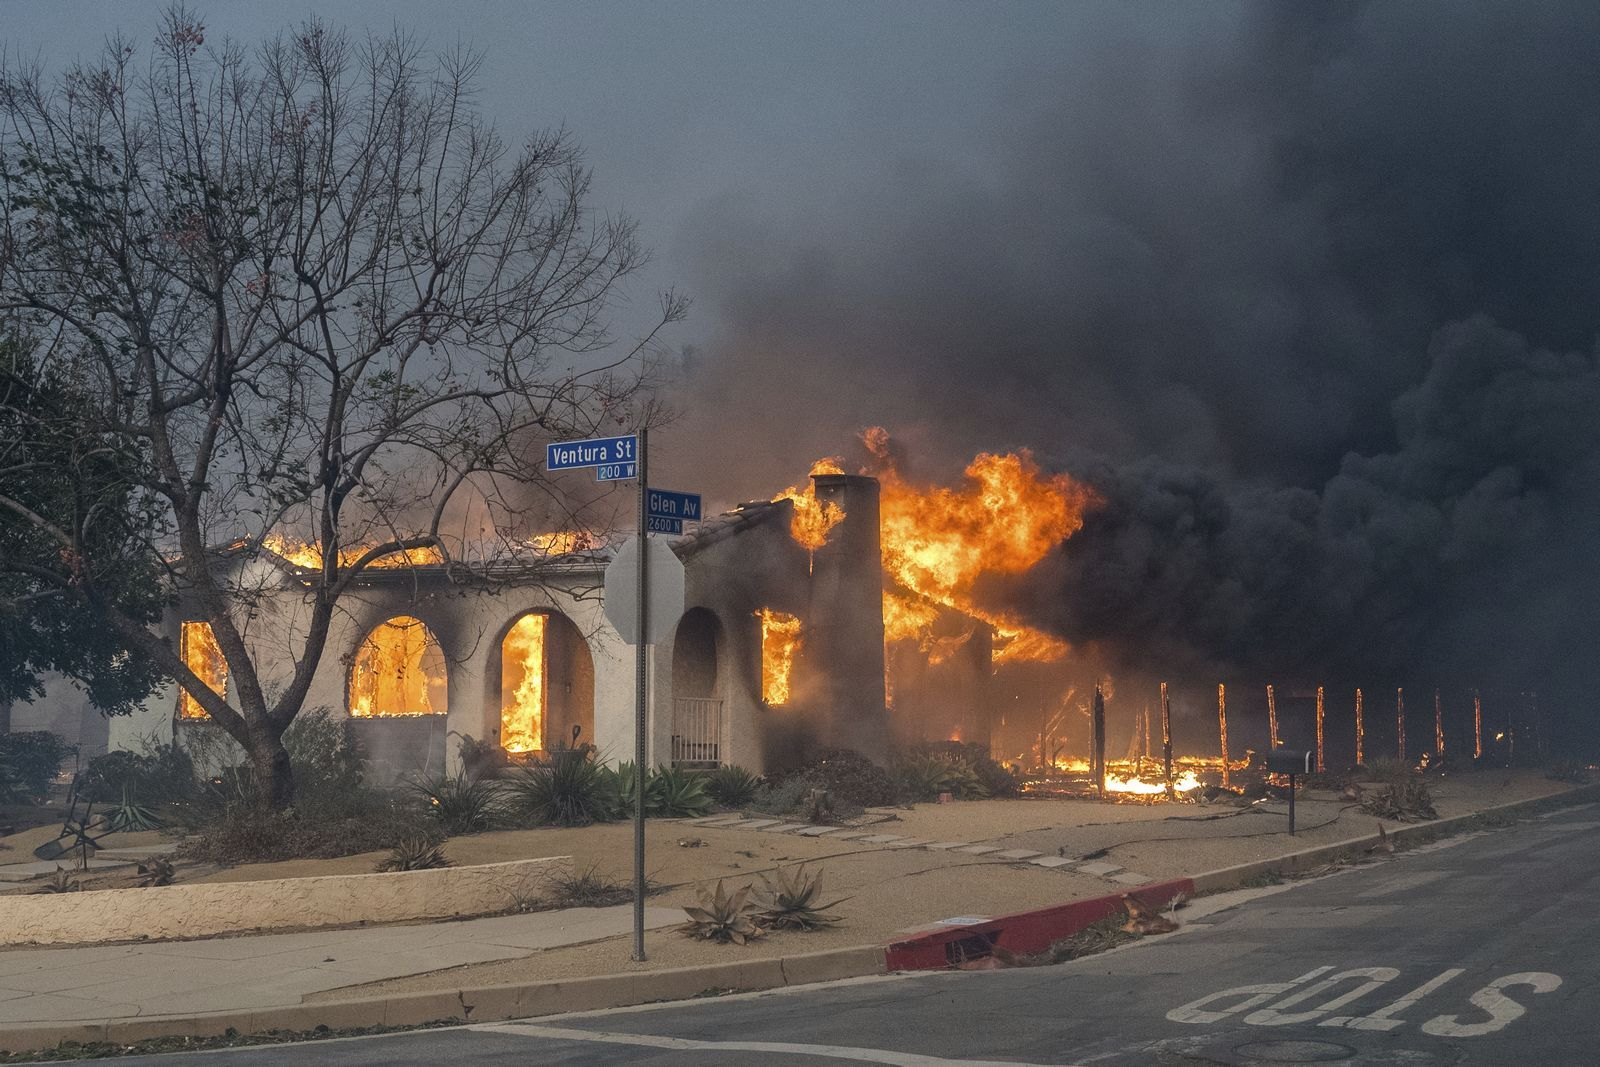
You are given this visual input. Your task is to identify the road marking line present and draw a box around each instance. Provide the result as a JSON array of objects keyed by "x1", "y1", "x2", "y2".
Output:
[
  {"x1": 475, "y1": 1023, "x2": 1077, "y2": 1066},
  {"x1": 1422, "y1": 972, "x2": 1563, "y2": 1037},
  {"x1": 1324, "y1": 968, "x2": 1464, "y2": 1031}
]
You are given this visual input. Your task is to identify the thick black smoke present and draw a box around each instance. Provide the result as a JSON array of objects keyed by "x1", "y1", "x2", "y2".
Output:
[{"x1": 671, "y1": 3, "x2": 1600, "y2": 733}]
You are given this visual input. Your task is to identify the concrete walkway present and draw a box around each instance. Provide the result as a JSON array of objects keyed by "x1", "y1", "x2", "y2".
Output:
[{"x1": 0, "y1": 905, "x2": 681, "y2": 1024}]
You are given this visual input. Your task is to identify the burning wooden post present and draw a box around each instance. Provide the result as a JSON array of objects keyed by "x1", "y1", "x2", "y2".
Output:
[
  {"x1": 1396, "y1": 687, "x2": 1407, "y2": 762},
  {"x1": 1316, "y1": 686, "x2": 1326, "y2": 773},
  {"x1": 1355, "y1": 687, "x2": 1365, "y2": 766},
  {"x1": 1217, "y1": 683, "x2": 1230, "y2": 787},
  {"x1": 1434, "y1": 688, "x2": 1444, "y2": 762},
  {"x1": 1160, "y1": 682, "x2": 1173, "y2": 787},
  {"x1": 1142, "y1": 705, "x2": 1153, "y2": 768},
  {"x1": 1473, "y1": 689, "x2": 1483, "y2": 759},
  {"x1": 1092, "y1": 684, "x2": 1107, "y2": 797},
  {"x1": 1266, "y1": 684, "x2": 1279, "y2": 749}
]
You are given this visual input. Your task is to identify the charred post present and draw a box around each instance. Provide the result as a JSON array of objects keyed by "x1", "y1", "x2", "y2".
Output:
[
  {"x1": 1160, "y1": 682, "x2": 1173, "y2": 786},
  {"x1": 1315, "y1": 686, "x2": 1325, "y2": 773},
  {"x1": 1092, "y1": 684, "x2": 1107, "y2": 797},
  {"x1": 1217, "y1": 683, "x2": 1230, "y2": 787}
]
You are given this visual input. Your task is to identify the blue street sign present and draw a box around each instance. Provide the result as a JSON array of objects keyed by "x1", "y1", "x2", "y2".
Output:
[
  {"x1": 596, "y1": 462, "x2": 638, "y2": 482},
  {"x1": 646, "y1": 516, "x2": 684, "y2": 535},
  {"x1": 646, "y1": 488, "x2": 702, "y2": 523},
  {"x1": 546, "y1": 435, "x2": 638, "y2": 471}
]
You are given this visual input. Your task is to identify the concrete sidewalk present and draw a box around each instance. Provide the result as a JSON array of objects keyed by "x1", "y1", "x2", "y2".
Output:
[{"x1": 0, "y1": 905, "x2": 681, "y2": 1024}]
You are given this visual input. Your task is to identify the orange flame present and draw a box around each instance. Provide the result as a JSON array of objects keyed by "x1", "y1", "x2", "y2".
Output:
[
  {"x1": 526, "y1": 531, "x2": 600, "y2": 556},
  {"x1": 500, "y1": 614, "x2": 547, "y2": 753},
  {"x1": 773, "y1": 459, "x2": 847, "y2": 549},
  {"x1": 864, "y1": 428, "x2": 1093, "y2": 663},
  {"x1": 178, "y1": 621, "x2": 228, "y2": 720},
  {"x1": 263, "y1": 534, "x2": 444, "y2": 570},
  {"x1": 757, "y1": 608, "x2": 802, "y2": 706},
  {"x1": 348, "y1": 616, "x2": 447, "y2": 717}
]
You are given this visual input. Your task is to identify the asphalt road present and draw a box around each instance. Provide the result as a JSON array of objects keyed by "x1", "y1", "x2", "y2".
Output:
[{"x1": 76, "y1": 801, "x2": 1600, "y2": 1066}]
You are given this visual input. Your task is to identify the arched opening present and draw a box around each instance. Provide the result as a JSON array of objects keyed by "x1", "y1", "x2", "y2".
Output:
[
  {"x1": 177, "y1": 620, "x2": 229, "y2": 720},
  {"x1": 670, "y1": 608, "x2": 724, "y2": 767},
  {"x1": 497, "y1": 611, "x2": 594, "y2": 753},
  {"x1": 349, "y1": 615, "x2": 448, "y2": 717}
]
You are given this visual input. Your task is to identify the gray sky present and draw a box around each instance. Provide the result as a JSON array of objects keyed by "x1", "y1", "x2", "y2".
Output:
[{"x1": 5, "y1": 0, "x2": 1141, "y2": 492}]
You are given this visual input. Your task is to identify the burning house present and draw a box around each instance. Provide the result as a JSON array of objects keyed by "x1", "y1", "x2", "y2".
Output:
[{"x1": 10, "y1": 462, "x2": 1034, "y2": 777}]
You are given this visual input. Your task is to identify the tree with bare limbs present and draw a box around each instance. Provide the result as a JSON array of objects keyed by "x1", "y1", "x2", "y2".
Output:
[{"x1": 0, "y1": 8, "x2": 683, "y2": 807}]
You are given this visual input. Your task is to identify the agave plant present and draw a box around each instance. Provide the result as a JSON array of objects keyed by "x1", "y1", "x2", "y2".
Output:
[
  {"x1": 134, "y1": 856, "x2": 176, "y2": 887},
  {"x1": 706, "y1": 765, "x2": 762, "y2": 808},
  {"x1": 755, "y1": 865, "x2": 846, "y2": 931},
  {"x1": 411, "y1": 772, "x2": 501, "y2": 835},
  {"x1": 603, "y1": 760, "x2": 663, "y2": 818},
  {"x1": 504, "y1": 746, "x2": 617, "y2": 827},
  {"x1": 652, "y1": 766, "x2": 711, "y2": 818},
  {"x1": 895, "y1": 754, "x2": 990, "y2": 802},
  {"x1": 32, "y1": 867, "x2": 80, "y2": 894},
  {"x1": 104, "y1": 789, "x2": 163, "y2": 833},
  {"x1": 375, "y1": 836, "x2": 453, "y2": 872},
  {"x1": 680, "y1": 879, "x2": 763, "y2": 944}
]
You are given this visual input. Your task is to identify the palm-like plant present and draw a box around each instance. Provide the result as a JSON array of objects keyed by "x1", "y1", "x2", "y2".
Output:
[
  {"x1": 374, "y1": 836, "x2": 453, "y2": 872},
  {"x1": 411, "y1": 772, "x2": 500, "y2": 835},
  {"x1": 754, "y1": 865, "x2": 847, "y2": 931},
  {"x1": 680, "y1": 880, "x2": 763, "y2": 944},
  {"x1": 706, "y1": 765, "x2": 762, "y2": 807},
  {"x1": 505, "y1": 746, "x2": 617, "y2": 827}
]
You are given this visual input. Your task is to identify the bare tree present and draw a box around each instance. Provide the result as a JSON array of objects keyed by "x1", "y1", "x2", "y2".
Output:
[{"x1": 0, "y1": 10, "x2": 682, "y2": 807}]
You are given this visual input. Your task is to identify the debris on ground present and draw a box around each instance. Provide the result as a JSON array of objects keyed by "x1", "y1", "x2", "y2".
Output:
[
  {"x1": 676, "y1": 837, "x2": 704, "y2": 848},
  {"x1": 1368, "y1": 823, "x2": 1395, "y2": 855},
  {"x1": 1360, "y1": 780, "x2": 1437, "y2": 821},
  {"x1": 1120, "y1": 891, "x2": 1180, "y2": 935}
]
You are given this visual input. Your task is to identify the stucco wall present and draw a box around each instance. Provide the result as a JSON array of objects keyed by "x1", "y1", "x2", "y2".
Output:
[{"x1": 0, "y1": 856, "x2": 569, "y2": 947}]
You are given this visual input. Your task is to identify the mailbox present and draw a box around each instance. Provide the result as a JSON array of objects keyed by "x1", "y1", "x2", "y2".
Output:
[
  {"x1": 1266, "y1": 749, "x2": 1314, "y2": 775},
  {"x1": 1264, "y1": 749, "x2": 1313, "y2": 836}
]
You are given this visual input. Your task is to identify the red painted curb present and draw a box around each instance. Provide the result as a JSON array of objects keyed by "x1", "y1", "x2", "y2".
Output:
[{"x1": 883, "y1": 878, "x2": 1195, "y2": 971}]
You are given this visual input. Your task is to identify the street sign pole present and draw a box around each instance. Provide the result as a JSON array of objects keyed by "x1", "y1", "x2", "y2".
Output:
[{"x1": 632, "y1": 428, "x2": 649, "y2": 962}]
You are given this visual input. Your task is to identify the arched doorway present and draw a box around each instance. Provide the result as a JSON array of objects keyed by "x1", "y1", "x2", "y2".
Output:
[
  {"x1": 670, "y1": 608, "x2": 724, "y2": 767},
  {"x1": 348, "y1": 615, "x2": 448, "y2": 717},
  {"x1": 497, "y1": 611, "x2": 594, "y2": 754}
]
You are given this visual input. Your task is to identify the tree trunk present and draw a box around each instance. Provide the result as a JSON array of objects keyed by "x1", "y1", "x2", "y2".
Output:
[{"x1": 248, "y1": 727, "x2": 295, "y2": 811}]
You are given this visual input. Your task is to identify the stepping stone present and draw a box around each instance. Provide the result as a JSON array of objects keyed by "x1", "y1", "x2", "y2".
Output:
[
  {"x1": 0, "y1": 857, "x2": 134, "y2": 882},
  {"x1": 684, "y1": 816, "x2": 736, "y2": 826},
  {"x1": 993, "y1": 848, "x2": 1044, "y2": 862},
  {"x1": 820, "y1": 831, "x2": 870, "y2": 841},
  {"x1": 792, "y1": 825, "x2": 844, "y2": 837},
  {"x1": 857, "y1": 834, "x2": 907, "y2": 845},
  {"x1": 1110, "y1": 871, "x2": 1153, "y2": 885},
  {"x1": 692, "y1": 816, "x2": 748, "y2": 827},
  {"x1": 762, "y1": 823, "x2": 814, "y2": 834},
  {"x1": 887, "y1": 839, "x2": 929, "y2": 848},
  {"x1": 954, "y1": 845, "x2": 1001, "y2": 855},
  {"x1": 920, "y1": 842, "x2": 970, "y2": 850},
  {"x1": 95, "y1": 841, "x2": 183, "y2": 859},
  {"x1": 1075, "y1": 861, "x2": 1124, "y2": 877},
  {"x1": 733, "y1": 819, "x2": 782, "y2": 830},
  {"x1": 1030, "y1": 856, "x2": 1073, "y2": 869}
]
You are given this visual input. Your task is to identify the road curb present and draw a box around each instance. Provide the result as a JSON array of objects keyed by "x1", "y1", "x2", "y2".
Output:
[{"x1": 1, "y1": 783, "x2": 1591, "y2": 1055}]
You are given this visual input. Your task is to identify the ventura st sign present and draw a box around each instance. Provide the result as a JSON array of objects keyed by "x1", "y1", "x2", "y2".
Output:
[{"x1": 546, "y1": 435, "x2": 638, "y2": 472}]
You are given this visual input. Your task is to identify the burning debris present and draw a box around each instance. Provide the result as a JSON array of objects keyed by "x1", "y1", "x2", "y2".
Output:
[{"x1": 261, "y1": 535, "x2": 445, "y2": 570}]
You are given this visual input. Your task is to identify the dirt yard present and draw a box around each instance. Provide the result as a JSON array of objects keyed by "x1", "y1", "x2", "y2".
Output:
[{"x1": 301, "y1": 767, "x2": 1577, "y2": 1000}]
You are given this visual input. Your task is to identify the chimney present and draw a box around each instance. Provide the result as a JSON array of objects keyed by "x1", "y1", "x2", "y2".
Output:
[{"x1": 807, "y1": 473, "x2": 889, "y2": 762}]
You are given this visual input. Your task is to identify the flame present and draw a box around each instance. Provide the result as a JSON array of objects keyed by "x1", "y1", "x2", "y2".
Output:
[
  {"x1": 1217, "y1": 684, "x2": 1230, "y2": 786},
  {"x1": 1474, "y1": 691, "x2": 1484, "y2": 759},
  {"x1": 1105, "y1": 770, "x2": 1203, "y2": 795},
  {"x1": 178, "y1": 621, "x2": 228, "y2": 719},
  {"x1": 527, "y1": 531, "x2": 600, "y2": 556},
  {"x1": 348, "y1": 615, "x2": 447, "y2": 717},
  {"x1": 500, "y1": 614, "x2": 546, "y2": 753},
  {"x1": 757, "y1": 608, "x2": 802, "y2": 706},
  {"x1": 1355, "y1": 687, "x2": 1366, "y2": 765},
  {"x1": 864, "y1": 429, "x2": 1093, "y2": 663},
  {"x1": 263, "y1": 534, "x2": 444, "y2": 570},
  {"x1": 773, "y1": 459, "x2": 847, "y2": 549}
]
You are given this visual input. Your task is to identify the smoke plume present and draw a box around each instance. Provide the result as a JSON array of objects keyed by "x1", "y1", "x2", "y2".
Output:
[{"x1": 670, "y1": 3, "x2": 1600, "y2": 731}]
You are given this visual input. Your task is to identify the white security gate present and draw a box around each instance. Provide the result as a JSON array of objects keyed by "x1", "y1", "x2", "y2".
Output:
[{"x1": 671, "y1": 697, "x2": 723, "y2": 767}]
